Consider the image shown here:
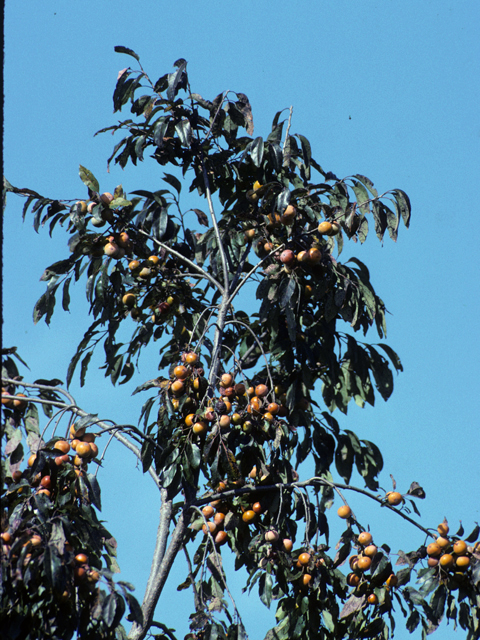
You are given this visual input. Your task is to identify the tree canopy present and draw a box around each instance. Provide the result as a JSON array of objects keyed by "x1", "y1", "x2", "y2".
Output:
[{"x1": 2, "y1": 49, "x2": 479, "y2": 640}]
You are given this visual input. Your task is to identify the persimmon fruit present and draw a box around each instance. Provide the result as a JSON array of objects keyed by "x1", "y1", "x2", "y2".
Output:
[{"x1": 337, "y1": 505, "x2": 352, "y2": 519}]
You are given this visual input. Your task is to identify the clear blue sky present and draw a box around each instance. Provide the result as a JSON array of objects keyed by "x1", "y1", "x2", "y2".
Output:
[{"x1": 4, "y1": 2, "x2": 480, "y2": 638}]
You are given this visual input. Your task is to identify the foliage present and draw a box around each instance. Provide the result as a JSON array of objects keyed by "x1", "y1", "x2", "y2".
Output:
[{"x1": 2, "y1": 49, "x2": 479, "y2": 640}]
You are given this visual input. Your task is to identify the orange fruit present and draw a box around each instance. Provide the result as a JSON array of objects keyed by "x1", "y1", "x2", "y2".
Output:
[
  {"x1": 281, "y1": 205, "x2": 296, "y2": 225},
  {"x1": 192, "y1": 422, "x2": 207, "y2": 435},
  {"x1": 437, "y1": 521, "x2": 449, "y2": 536},
  {"x1": 220, "y1": 373, "x2": 234, "y2": 388},
  {"x1": 364, "y1": 545, "x2": 378, "y2": 558},
  {"x1": 40, "y1": 476, "x2": 52, "y2": 489},
  {"x1": 1, "y1": 532, "x2": 12, "y2": 544},
  {"x1": 436, "y1": 536, "x2": 450, "y2": 549},
  {"x1": 427, "y1": 542, "x2": 442, "y2": 557},
  {"x1": 76, "y1": 442, "x2": 92, "y2": 458},
  {"x1": 318, "y1": 221, "x2": 333, "y2": 235},
  {"x1": 13, "y1": 394, "x2": 28, "y2": 411},
  {"x1": 347, "y1": 572, "x2": 360, "y2": 587},
  {"x1": 215, "y1": 530, "x2": 228, "y2": 546},
  {"x1": 185, "y1": 352, "x2": 198, "y2": 365},
  {"x1": 385, "y1": 574, "x2": 398, "y2": 588},
  {"x1": 308, "y1": 247, "x2": 322, "y2": 264},
  {"x1": 386, "y1": 491, "x2": 403, "y2": 506},
  {"x1": 174, "y1": 365, "x2": 189, "y2": 380},
  {"x1": 439, "y1": 554, "x2": 455, "y2": 569},
  {"x1": 283, "y1": 539, "x2": 293, "y2": 552},
  {"x1": 357, "y1": 532, "x2": 373, "y2": 546},
  {"x1": 356, "y1": 556, "x2": 372, "y2": 571},
  {"x1": 367, "y1": 594, "x2": 378, "y2": 605},
  {"x1": 147, "y1": 255, "x2": 161, "y2": 266},
  {"x1": 265, "y1": 530, "x2": 279, "y2": 542},
  {"x1": 185, "y1": 414, "x2": 196, "y2": 427},
  {"x1": 279, "y1": 250, "x2": 295, "y2": 266},
  {"x1": 252, "y1": 502, "x2": 264, "y2": 514},
  {"x1": 337, "y1": 505, "x2": 352, "y2": 519},
  {"x1": 170, "y1": 380, "x2": 185, "y2": 395},
  {"x1": 219, "y1": 415, "x2": 231, "y2": 429},
  {"x1": 128, "y1": 259, "x2": 140, "y2": 271},
  {"x1": 298, "y1": 552, "x2": 311, "y2": 566},
  {"x1": 242, "y1": 510, "x2": 256, "y2": 524},
  {"x1": 54, "y1": 454, "x2": 69, "y2": 466},
  {"x1": 455, "y1": 556, "x2": 470, "y2": 569},
  {"x1": 428, "y1": 557, "x2": 439, "y2": 567},
  {"x1": 214, "y1": 512, "x2": 225, "y2": 526},
  {"x1": 301, "y1": 574, "x2": 312, "y2": 587},
  {"x1": 255, "y1": 384, "x2": 268, "y2": 398},
  {"x1": 244, "y1": 229, "x2": 256, "y2": 242},
  {"x1": 54, "y1": 440, "x2": 70, "y2": 454},
  {"x1": 122, "y1": 293, "x2": 136, "y2": 308},
  {"x1": 202, "y1": 505, "x2": 215, "y2": 518},
  {"x1": 202, "y1": 521, "x2": 217, "y2": 535},
  {"x1": 75, "y1": 553, "x2": 88, "y2": 565},
  {"x1": 453, "y1": 540, "x2": 467, "y2": 555}
]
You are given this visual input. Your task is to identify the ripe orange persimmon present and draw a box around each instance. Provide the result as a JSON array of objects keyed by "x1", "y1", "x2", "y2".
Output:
[
  {"x1": 347, "y1": 572, "x2": 361, "y2": 587},
  {"x1": 252, "y1": 502, "x2": 264, "y2": 514},
  {"x1": 428, "y1": 557, "x2": 439, "y2": 567},
  {"x1": 364, "y1": 545, "x2": 378, "y2": 558},
  {"x1": 202, "y1": 521, "x2": 217, "y2": 535},
  {"x1": 337, "y1": 505, "x2": 352, "y2": 519},
  {"x1": 192, "y1": 422, "x2": 207, "y2": 435},
  {"x1": 185, "y1": 414, "x2": 196, "y2": 427},
  {"x1": 386, "y1": 491, "x2": 403, "y2": 506},
  {"x1": 202, "y1": 505, "x2": 215, "y2": 518},
  {"x1": 427, "y1": 542, "x2": 442, "y2": 557},
  {"x1": 437, "y1": 521, "x2": 449, "y2": 536},
  {"x1": 456, "y1": 556, "x2": 470, "y2": 568},
  {"x1": 436, "y1": 536, "x2": 450, "y2": 549},
  {"x1": 255, "y1": 384, "x2": 268, "y2": 398},
  {"x1": 367, "y1": 594, "x2": 378, "y2": 605},
  {"x1": 385, "y1": 574, "x2": 398, "y2": 588},
  {"x1": 13, "y1": 394, "x2": 28, "y2": 411},
  {"x1": 242, "y1": 510, "x2": 256, "y2": 524},
  {"x1": 453, "y1": 540, "x2": 467, "y2": 555},
  {"x1": 440, "y1": 554, "x2": 455, "y2": 569},
  {"x1": 215, "y1": 530, "x2": 228, "y2": 545},
  {"x1": 280, "y1": 250, "x2": 295, "y2": 266},
  {"x1": 318, "y1": 221, "x2": 333, "y2": 235},
  {"x1": 170, "y1": 380, "x2": 185, "y2": 395},
  {"x1": 214, "y1": 512, "x2": 225, "y2": 526},
  {"x1": 174, "y1": 365, "x2": 189, "y2": 380},
  {"x1": 298, "y1": 552, "x2": 311, "y2": 566},
  {"x1": 54, "y1": 440, "x2": 70, "y2": 454},
  {"x1": 219, "y1": 415, "x2": 231, "y2": 429},
  {"x1": 76, "y1": 442, "x2": 92, "y2": 458},
  {"x1": 28, "y1": 454, "x2": 37, "y2": 467},
  {"x1": 185, "y1": 352, "x2": 198, "y2": 364},
  {"x1": 75, "y1": 553, "x2": 88, "y2": 565},
  {"x1": 220, "y1": 373, "x2": 234, "y2": 388},
  {"x1": 281, "y1": 205, "x2": 296, "y2": 225},
  {"x1": 356, "y1": 556, "x2": 372, "y2": 571},
  {"x1": 54, "y1": 454, "x2": 69, "y2": 466},
  {"x1": 308, "y1": 247, "x2": 322, "y2": 264},
  {"x1": 265, "y1": 530, "x2": 279, "y2": 543},
  {"x1": 301, "y1": 573, "x2": 312, "y2": 587},
  {"x1": 357, "y1": 532, "x2": 373, "y2": 546}
]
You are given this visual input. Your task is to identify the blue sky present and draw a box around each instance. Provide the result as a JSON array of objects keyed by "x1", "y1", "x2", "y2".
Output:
[{"x1": 4, "y1": 1, "x2": 480, "y2": 638}]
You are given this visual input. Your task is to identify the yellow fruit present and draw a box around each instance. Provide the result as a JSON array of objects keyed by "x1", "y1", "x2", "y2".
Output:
[
  {"x1": 455, "y1": 556, "x2": 470, "y2": 569},
  {"x1": 364, "y1": 545, "x2": 378, "y2": 558},
  {"x1": 76, "y1": 201, "x2": 88, "y2": 213},
  {"x1": 318, "y1": 221, "x2": 333, "y2": 235},
  {"x1": 76, "y1": 442, "x2": 92, "y2": 458},
  {"x1": 202, "y1": 505, "x2": 215, "y2": 518},
  {"x1": 367, "y1": 593, "x2": 378, "y2": 605},
  {"x1": 122, "y1": 293, "x2": 136, "y2": 307},
  {"x1": 437, "y1": 521, "x2": 449, "y2": 536},
  {"x1": 356, "y1": 556, "x2": 372, "y2": 571},
  {"x1": 453, "y1": 540, "x2": 467, "y2": 555},
  {"x1": 283, "y1": 539, "x2": 293, "y2": 552},
  {"x1": 357, "y1": 532, "x2": 373, "y2": 546},
  {"x1": 427, "y1": 542, "x2": 442, "y2": 557},
  {"x1": 439, "y1": 554, "x2": 455, "y2": 569},
  {"x1": 347, "y1": 572, "x2": 361, "y2": 587},
  {"x1": 253, "y1": 180, "x2": 262, "y2": 191},
  {"x1": 174, "y1": 365, "x2": 189, "y2": 380},
  {"x1": 148, "y1": 255, "x2": 161, "y2": 266},
  {"x1": 385, "y1": 573, "x2": 398, "y2": 588},
  {"x1": 281, "y1": 205, "x2": 296, "y2": 225},
  {"x1": 242, "y1": 510, "x2": 256, "y2": 523},
  {"x1": 265, "y1": 530, "x2": 279, "y2": 542},
  {"x1": 337, "y1": 505, "x2": 352, "y2": 519},
  {"x1": 54, "y1": 440, "x2": 70, "y2": 454},
  {"x1": 386, "y1": 491, "x2": 403, "y2": 506},
  {"x1": 192, "y1": 421, "x2": 207, "y2": 435}
]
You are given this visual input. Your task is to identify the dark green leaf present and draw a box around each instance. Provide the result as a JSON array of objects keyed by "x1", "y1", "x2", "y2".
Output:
[
  {"x1": 79, "y1": 165, "x2": 100, "y2": 193},
  {"x1": 114, "y1": 46, "x2": 140, "y2": 62}
]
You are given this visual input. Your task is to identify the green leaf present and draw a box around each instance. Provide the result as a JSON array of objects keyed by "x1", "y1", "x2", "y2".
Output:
[
  {"x1": 250, "y1": 137, "x2": 264, "y2": 167},
  {"x1": 79, "y1": 165, "x2": 100, "y2": 193},
  {"x1": 167, "y1": 60, "x2": 188, "y2": 101}
]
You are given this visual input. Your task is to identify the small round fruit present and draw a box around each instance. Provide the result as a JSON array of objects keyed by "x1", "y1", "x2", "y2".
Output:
[
  {"x1": 267, "y1": 402, "x2": 279, "y2": 415},
  {"x1": 13, "y1": 394, "x2": 28, "y2": 411},
  {"x1": 82, "y1": 433, "x2": 96, "y2": 444},
  {"x1": 75, "y1": 553, "x2": 88, "y2": 565},
  {"x1": 428, "y1": 557, "x2": 439, "y2": 567},
  {"x1": 202, "y1": 521, "x2": 217, "y2": 535},
  {"x1": 185, "y1": 414, "x2": 196, "y2": 427},
  {"x1": 1, "y1": 532, "x2": 12, "y2": 544},
  {"x1": 185, "y1": 352, "x2": 199, "y2": 365},
  {"x1": 202, "y1": 505, "x2": 215, "y2": 518},
  {"x1": 128, "y1": 259, "x2": 141, "y2": 271},
  {"x1": 214, "y1": 512, "x2": 225, "y2": 526},
  {"x1": 104, "y1": 242, "x2": 125, "y2": 259},
  {"x1": 147, "y1": 255, "x2": 161, "y2": 266},
  {"x1": 242, "y1": 510, "x2": 256, "y2": 524},
  {"x1": 347, "y1": 572, "x2": 361, "y2": 587},
  {"x1": 280, "y1": 250, "x2": 295, "y2": 266},
  {"x1": 40, "y1": 476, "x2": 52, "y2": 489},
  {"x1": 301, "y1": 573, "x2": 312, "y2": 587},
  {"x1": 308, "y1": 247, "x2": 322, "y2": 264},
  {"x1": 265, "y1": 530, "x2": 279, "y2": 543},
  {"x1": 76, "y1": 442, "x2": 92, "y2": 458},
  {"x1": 255, "y1": 384, "x2": 268, "y2": 398},
  {"x1": 122, "y1": 293, "x2": 136, "y2": 308},
  {"x1": 28, "y1": 454, "x2": 37, "y2": 467},
  {"x1": 385, "y1": 574, "x2": 398, "y2": 588},
  {"x1": 76, "y1": 200, "x2": 88, "y2": 213},
  {"x1": 364, "y1": 545, "x2": 378, "y2": 558},
  {"x1": 54, "y1": 440, "x2": 70, "y2": 454},
  {"x1": 453, "y1": 540, "x2": 467, "y2": 555},
  {"x1": 439, "y1": 554, "x2": 455, "y2": 569},
  {"x1": 170, "y1": 380, "x2": 185, "y2": 396},
  {"x1": 174, "y1": 365, "x2": 189, "y2": 380},
  {"x1": 100, "y1": 192, "x2": 114, "y2": 205},
  {"x1": 356, "y1": 556, "x2": 372, "y2": 571},
  {"x1": 220, "y1": 373, "x2": 234, "y2": 388},
  {"x1": 192, "y1": 422, "x2": 207, "y2": 435},
  {"x1": 12, "y1": 470, "x2": 22, "y2": 482},
  {"x1": 367, "y1": 594, "x2": 378, "y2": 605},
  {"x1": 215, "y1": 530, "x2": 228, "y2": 546},
  {"x1": 31, "y1": 534, "x2": 42, "y2": 547},
  {"x1": 437, "y1": 521, "x2": 449, "y2": 536},
  {"x1": 252, "y1": 502, "x2": 264, "y2": 514},
  {"x1": 337, "y1": 505, "x2": 352, "y2": 519},
  {"x1": 219, "y1": 415, "x2": 231, "y2": 429},
  {"x1": 298, "y1": 552, "x2": 311, "y2": 566},
  {"x1": 283, "y1": 539, "x2": 293, "y2": 552},
  {"x1": 455, "y1": 556, "x2": 470, "y2": 569},
  {"x1": 54, "y1": 454, "x2": 69, "y2": 466},
  {"x1": 318, "y1": 221, "x2": 333, "y2": 235},
  {"x1": 244, "y1": 228, "x2": 256, "y2": 242},
  {"x1": 281, "y1": 205, "x2": 296, "y2": 224},
  {"x1": 296, "y1": 250, "x2": 309, "y2": 264},
  {"x1": 386, "y1": 491, "x2": 403, "y2": 506},
  {"x1": 357, "y1": 532, "x2": 373, "y2": 546},
  {"x1": 427, "y1": 542, "x2": 442, "y2": 557},
  {"x1": 89, "y1": 443, "x2": 99, "y2": 458}
]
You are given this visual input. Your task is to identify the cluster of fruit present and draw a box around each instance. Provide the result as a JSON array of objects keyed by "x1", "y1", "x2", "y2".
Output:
[
  {"x1": 165, "y1": 357, "x2": 289, "y2": 439},
  {"x1": 1, "y1": 387, "x2": 28, "y2": 412},
  {"x1": 75, "y1": 192, "x2": 115, "y2": 228},
  {"x1": 0, "y1": 528, "x2": 100, "y2": 595},
  {"x1": 426, "y1": 521, "x2": 474, "y2": 572},
  {"x1": 346, "y1": 530, "x2": 398, "y2": 606}
]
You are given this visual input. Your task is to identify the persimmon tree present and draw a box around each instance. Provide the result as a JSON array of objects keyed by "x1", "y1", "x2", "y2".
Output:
[{"x1": 2, "y1": 48, "x2": 480, "y2": 640}]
